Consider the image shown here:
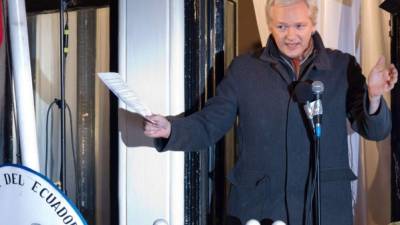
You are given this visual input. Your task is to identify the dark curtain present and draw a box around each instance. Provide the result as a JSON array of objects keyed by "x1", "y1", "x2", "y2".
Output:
[
  {"x1": 392, "y1": 14, "x2": 400, "y2": 223},
  {"x1": 184, "y1": 0, "x2": 225, "y2": 224}
]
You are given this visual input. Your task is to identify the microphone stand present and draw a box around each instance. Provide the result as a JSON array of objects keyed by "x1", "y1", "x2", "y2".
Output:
[
  {"x1": 314, "y1": 131, "x2": 321, "y2": 225},
  {"x1": 297, "y1": 81, "x2": 323, "y2": 225},
  {"x1": 313, "y1": 92, "x2": 322, "y2": 225}
]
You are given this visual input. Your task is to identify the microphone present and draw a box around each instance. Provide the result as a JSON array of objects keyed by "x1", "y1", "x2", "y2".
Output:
[
  {"x1": 293, "y1": 81, "x2": 313, "y2": 104},
  {"x1": 272, "y1": 220, "x2": 286, "y2": 225},
  {"x1": 311, "y1": 81, "x2": 324, "y2": 138},
  {"x1": 247, "y1": 219, "x2": 286, "y2": 225},
  {"x1": 246, "y1": 219, "x2": 261, "y2": 225},
  {"x1": 294, "y1": 81, "x2": 315, "y2": 130}
]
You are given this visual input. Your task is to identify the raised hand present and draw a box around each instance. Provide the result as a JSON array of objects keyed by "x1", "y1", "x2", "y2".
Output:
[
  {"x1": 368, "y1": 56, "x2": 398, "y2": 98},
  {"x1": 143, "y1": 114, "x2": 171, "y2": 139},
  {"x1": 367, "y1": 56, "x2": 398, "y2": 113}
]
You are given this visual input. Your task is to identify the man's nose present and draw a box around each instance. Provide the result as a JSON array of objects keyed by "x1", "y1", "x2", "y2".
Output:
[{"x1": 286, "y1": 27, "x2": 296, "y2": 39}]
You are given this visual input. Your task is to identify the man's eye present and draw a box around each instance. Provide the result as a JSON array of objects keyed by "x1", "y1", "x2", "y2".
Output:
[
  {"x1": 296, "y1": 24, "x2": 306, "y2": 29},
  {"x1": 277, "y1": 25, "x2": 287, "y2": 31}
]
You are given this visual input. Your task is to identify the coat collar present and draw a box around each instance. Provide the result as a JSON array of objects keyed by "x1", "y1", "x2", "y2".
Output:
[{"x1": 259, "y1": 31, "x2": 331, "y2": 71}]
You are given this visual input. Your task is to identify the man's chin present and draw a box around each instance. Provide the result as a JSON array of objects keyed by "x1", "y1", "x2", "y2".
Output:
[{"x1": 284, "y1": 52, "x2": 302, "y2": 59}]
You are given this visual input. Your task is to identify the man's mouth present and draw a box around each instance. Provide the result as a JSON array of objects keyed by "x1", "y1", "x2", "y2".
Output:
[{"x1": 286, "y1": 43, "x2": 299, "y2": 50}]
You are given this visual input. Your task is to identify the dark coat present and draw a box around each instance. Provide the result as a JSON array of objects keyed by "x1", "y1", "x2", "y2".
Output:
[{"x1": 157, "y1": 33, "x2": 391, "y2": 225}]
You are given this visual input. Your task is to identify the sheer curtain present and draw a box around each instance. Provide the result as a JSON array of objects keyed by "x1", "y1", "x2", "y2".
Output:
[
  {"x1": 357, "y1": 1, "x2": 391, "y2": 225},
  {"x1": 252, "y1": 1, "x2": 391, "y2": 224}
]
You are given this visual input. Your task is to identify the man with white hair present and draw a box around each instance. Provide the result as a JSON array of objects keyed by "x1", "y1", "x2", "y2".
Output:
[{"x1": 144, "y1": 0, "x2": 398, "y2": 224}]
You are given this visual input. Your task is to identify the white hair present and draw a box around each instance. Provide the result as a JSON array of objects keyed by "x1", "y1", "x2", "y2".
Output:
[{"x1": 266, "y1": 0, "x2": 318, "y2": 26}]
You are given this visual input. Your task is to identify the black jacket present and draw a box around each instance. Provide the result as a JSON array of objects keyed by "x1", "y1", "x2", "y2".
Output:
[{"x1": 157, "y1": 33, "x2": 391, "y2": 225}]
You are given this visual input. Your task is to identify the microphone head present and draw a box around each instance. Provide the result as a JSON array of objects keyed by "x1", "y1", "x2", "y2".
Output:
[
  {"x1": 312, "y1": 81, "x2": 324, "y2": 95},
  {"x1": 294, "y1": 82, "x2": 314, "y2": 103},
  {"x1": 272, "y1": 220, "x2": 286, "y2": 225},
  {"x1": 246, "y1": 219, "x2": 261, "y2": 225}
]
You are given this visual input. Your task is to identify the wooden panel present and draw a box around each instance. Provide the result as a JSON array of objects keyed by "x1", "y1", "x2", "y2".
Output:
[{"x1": 237, "y1": 0, "x2": 261, "y2": 54}]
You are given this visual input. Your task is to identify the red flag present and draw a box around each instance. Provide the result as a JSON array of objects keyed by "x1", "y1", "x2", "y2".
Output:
[{"x1": 0, "y1": 0, "x2": 3, "y2": 47}]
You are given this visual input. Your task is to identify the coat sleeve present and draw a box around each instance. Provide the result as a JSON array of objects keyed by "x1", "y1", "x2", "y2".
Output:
[
  {"x1": 346, "y1": 56, "x2": 391, "y2": 141},
  {"x1": 154, "y1": 61, "x2": 239, "y2": 152}
]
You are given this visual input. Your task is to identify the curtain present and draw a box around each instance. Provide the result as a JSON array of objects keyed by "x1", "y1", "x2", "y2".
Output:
[
  {"x1": 94, "y1": 8, "x2": 110, "y2": 225},
  {"x1": 357, "y1": 1, "x2": 391, "y2": 225}
]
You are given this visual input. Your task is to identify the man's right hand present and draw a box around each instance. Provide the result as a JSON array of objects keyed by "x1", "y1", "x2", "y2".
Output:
[{"x1": 143, "y1": 115, "x2": 171, "y2": 139}]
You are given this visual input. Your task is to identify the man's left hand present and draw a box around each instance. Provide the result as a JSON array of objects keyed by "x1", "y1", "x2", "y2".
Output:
[{"x1": 367, "y1": 56, "x2": 398, "y2": 114}]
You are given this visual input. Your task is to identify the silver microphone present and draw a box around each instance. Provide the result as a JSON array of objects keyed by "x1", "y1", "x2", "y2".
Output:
[
  {"x1": 246, "y1": 219, "x2": 261, "y2": 225},
  {"x1": 312, "y1": 80, "x2": 324, "y2": 95},
  {"x1": 272, "y1": 220, "x2": 286, "y2": 225},
  {"x1": 312, "y1": 81, "x2": 324, "y2": 137},
  {"x1": 312, "y1": 81, "x2": 324, "y2": 116}
]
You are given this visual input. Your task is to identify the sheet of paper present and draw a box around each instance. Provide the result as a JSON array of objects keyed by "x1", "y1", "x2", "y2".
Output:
[{"x1": 97, "y1": 72, "x2": 152, "y2": 117}]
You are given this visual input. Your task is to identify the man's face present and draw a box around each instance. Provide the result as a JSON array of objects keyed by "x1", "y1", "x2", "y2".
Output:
[{"x1": 269, "y1": 1, "x2": 315, "y2": 59}]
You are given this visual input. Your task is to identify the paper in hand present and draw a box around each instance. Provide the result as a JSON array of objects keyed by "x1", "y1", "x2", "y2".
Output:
[{"x1": 97, "y1": 72, "x2": 152, "y2": 117}]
